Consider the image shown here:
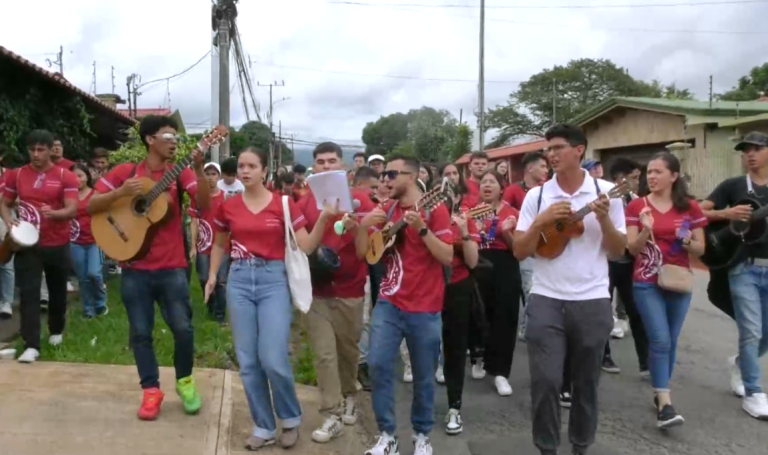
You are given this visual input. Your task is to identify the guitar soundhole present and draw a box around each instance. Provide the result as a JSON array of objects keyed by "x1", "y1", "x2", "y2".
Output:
[{"x1": 133, "y1": 197, "x2": 149, "y2": 216}]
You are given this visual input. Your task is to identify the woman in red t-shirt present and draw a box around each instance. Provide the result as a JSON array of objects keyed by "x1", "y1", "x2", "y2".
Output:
[
  {"x1": 69, "y1": 163, "x2": 107, "y2": 319},
  {"x1": 625, "y1": 152, "x2": 706, "y2": 430},
  {"x1": 205, "y1": 147, "x2": 335, "y2": 449},
  {"x1": 471, "y1": 170, "x2": 522, "y2": 397}
]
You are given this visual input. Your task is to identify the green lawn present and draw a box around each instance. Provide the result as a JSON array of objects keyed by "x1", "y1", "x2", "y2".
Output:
[{"x1": 13, "y1": 269, "x2": 317, "y2": 385}]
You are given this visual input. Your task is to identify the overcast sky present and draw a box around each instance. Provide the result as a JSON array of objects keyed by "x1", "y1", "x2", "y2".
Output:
[{"x1": 3, "y1": 0, "x2": 768, "y2": 148}]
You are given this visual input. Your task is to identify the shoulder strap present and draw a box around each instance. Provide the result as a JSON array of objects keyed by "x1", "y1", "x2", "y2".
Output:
[
  {"x1": 593, "y1": 177, "x2": 601, "y2": 194},
  {"x1": 177, "y1": 172, "x2": 190, "y2": 268},
  {"x1": 536, "y1": 185, "x2": 544, "y2": 214},
  {"x1": 128, "y1": 163, "x2": 138, "y2": 178},
  {"x1": 387, "y1": 201, "x2": 398, "y2": 219}
]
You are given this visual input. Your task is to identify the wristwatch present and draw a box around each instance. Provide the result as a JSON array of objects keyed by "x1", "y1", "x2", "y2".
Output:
[
  {"x1": 461, "y1": 234, "x2": 471, "y2": 241},
  {"x1": 418, "y1": 227, "x2": 429, "y2": 237}
]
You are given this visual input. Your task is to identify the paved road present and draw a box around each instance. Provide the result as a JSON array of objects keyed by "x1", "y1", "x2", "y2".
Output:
[{"x1": 386, "y1": 271, "x2": 768, "y2": 455}]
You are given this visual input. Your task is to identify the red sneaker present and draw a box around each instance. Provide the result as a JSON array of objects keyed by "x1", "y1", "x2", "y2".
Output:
[{"x1": 137, "y1": 387, "x2": 164, "y2": 421}]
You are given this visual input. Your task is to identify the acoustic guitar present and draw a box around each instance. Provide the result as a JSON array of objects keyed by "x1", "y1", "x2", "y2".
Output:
[
  {"x1": 365, "y1": 183, "x2": 452, "y2": 265},
  {"x1": 700, "y1": 197, "x2": 768, "y2": 270},
  {"x1": 92, "y1": 126, "x2": 229, "y2": 262},
  {"x1": 535, "y1": 179, "x2": 630, "y2": 259}
]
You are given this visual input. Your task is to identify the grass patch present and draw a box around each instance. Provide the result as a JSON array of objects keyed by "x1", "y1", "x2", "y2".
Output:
[{"x1": 14, "y1": 269, "x2": 317, "y2": 385}]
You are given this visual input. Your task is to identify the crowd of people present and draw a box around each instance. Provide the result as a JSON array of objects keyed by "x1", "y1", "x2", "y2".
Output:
[{"x1": 2, "y1": 114, "x2": 767, "y2": 455}]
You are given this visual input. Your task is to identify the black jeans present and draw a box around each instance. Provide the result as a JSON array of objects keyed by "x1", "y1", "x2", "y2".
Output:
[
  {"x1": 122, "y1": 267, "x2": 194, "y2": 389},
  {"x1": 442, "y1": 277, "x2": 473, "y2": 410},
  {"x1": 477, "y1": 249, "x2": 522, "y2": 378},
  {"x1": 16, "y1": 244, "x2": 70, "y2": 350},
  {"x1": 609, "y1": 261, "x2": 650, "y2": 370},
  {"x1": 368, "y1": 262, "x2": 386, "y2": 309}
]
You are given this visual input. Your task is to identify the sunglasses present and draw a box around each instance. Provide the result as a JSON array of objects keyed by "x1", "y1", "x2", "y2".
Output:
[
  {"x1": 153, "y1": 133, "x2": 180, "y2": 143},
  {"x1": 382, "y1": 170, "x2": 412, "y2": 180}
]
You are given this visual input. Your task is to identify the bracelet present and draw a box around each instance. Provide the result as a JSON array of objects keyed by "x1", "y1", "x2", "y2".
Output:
[{"x1": 461, "y1": 235, "x2": 471, "y2": 241}]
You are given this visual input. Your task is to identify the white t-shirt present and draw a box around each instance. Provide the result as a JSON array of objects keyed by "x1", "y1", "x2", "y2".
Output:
[
  {"x1": 217, "y1": 179, "x2": 244, "y2": 199},
  {"x1": 516, "y1": 170, "x2": 626, "y2": 301}
]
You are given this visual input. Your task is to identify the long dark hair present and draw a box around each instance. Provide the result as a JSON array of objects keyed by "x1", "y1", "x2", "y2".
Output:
[
  {"x1": 70, "y1": 163, "x2": 93, "y2": 189},
  {"x1": 648, "y1": 152, "x2": 691, "y2": 211},
  {"x1": 437, "y1": 162, "x2": 467, "y2": 213}
]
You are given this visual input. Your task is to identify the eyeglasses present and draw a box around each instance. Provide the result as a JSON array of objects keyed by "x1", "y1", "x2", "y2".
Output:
[
  {"x1": 382, "y1": 170, "x2": 412, "y2": 180},
  {"x1": 153, "y1": 133, "x2": 179, "y2": 143}
]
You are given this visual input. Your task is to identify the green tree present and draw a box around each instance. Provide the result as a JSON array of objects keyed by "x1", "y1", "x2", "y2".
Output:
[
  {"x1": 485, "y1": 58, "x2": 694, "y2": 147},
  {"x1": 717, "y1": 63, "x2": 768, "y2": 101},
  {"x1": 109, "y1": 125, "x2": 196, "y2": 164},
  {"x1": 237, "y1": 121, "x2": 273, "y2": 151},
  {"x1": 362, "y1": 112, "x2": 410, "y2": 155},
  {"x1": 450, "y1": 123, "x2": 473, "y2": 160},
  {"x1": 363, "y1": 107, "x2": 458, "y2": 162}
]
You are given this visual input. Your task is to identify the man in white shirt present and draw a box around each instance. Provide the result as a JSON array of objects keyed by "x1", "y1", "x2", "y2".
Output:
[
  {"x1": 513, "y1": 124, "x2": 626, "y2": 455},
  {"x1": 216, "y1": 157, "x2": 244, "y2": 198}
]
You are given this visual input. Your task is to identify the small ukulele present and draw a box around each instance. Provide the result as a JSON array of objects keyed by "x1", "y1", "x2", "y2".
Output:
[
  {"x1": 92, "y1": 126, "x2": 229, "y2": 261},
  {"x1": 535, "y1": 179, "x2": 629, "y2": 259},
  {"x1": 365, "y1": 183, "x2": 451, "y2": 265},
  {"x1": 452, "y1": 204, "x2": 495, "y2": 254}
]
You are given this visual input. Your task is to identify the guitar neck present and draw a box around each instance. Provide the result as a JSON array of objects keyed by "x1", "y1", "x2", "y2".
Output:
[
  {"x1": 144, "y1": 152, "x2": 196, "y2": 204},
  {"x1": 571, "y1": 201, "x2": 595, "y2": 222},
  {"x1": 752, "y1": 204, "x2": 768, "y2": 221}
]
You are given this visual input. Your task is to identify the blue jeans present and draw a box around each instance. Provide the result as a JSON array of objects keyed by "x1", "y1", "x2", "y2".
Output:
[
  {"x1": 227, "y1": 258, "x2": 301, "y2": 439},
  {"x1": 121, "y1": 268, "x2": 194, "y2": 389},
  {"x1": 195, "y1": 254, "x2": 229, "y2": 322},
  {"x1": 71, "y1": 243, "x2": 106, "y2": 316},
  {"x1": 368, "y1": 300, "x2": 442, "y2": 435},
  {"x1": 0, "y1": 257, "x2": 14, "y2": 305},
  {"x1": 633, "y1": 281, "x2": 692, "y2": 392},
  {"x1": 728, "y1": 262, "x2": 768, "y2": 395}
]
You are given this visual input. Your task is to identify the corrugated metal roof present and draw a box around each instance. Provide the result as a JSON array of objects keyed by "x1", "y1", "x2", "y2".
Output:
[
  {"x1": 718, "y1": 112, "x2": 768, "y2": 128},
  {"x1": 117, "y1": 108, "x2": 172, "y2": 117},
  {"x1": 0, "y1": 45, "x2": 136, "y2": 125},
  {"x1": 455, "y1": 139, "x2": 547, "y2": 164}
]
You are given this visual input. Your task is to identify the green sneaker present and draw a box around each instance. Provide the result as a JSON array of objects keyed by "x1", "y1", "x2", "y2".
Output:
[{"x1": 176, "y1": 376, "x2": 202, "y2": 415}]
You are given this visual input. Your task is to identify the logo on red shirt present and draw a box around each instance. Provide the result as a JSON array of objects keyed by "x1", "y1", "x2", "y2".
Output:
[
  {"x1": 380, "y1": 249, "x2": 405, "y2": 297},
  {"x1": 18, "y1": 200, "x2": 41, "y2": 230},
  {"x1": 70, "y1": 219, "x2": 80, "y2": 242},
  {"x1": 197, "y1": 219, "x2": 213, "y2": 253}
]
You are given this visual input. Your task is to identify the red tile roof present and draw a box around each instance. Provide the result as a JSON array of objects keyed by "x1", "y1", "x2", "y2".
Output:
[
  {"x1": 0, "y1": 45, "x2": 136, "y2": 125},
  {"x1": 117, "y1": 108, "x2": 172, "y2": 117},
  {"x1": 455, "y1": 139, "x2": 547, "y2": 164}
]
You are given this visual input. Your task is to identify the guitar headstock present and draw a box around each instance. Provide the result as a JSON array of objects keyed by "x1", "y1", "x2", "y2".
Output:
[
  {"x1": 608, "y1": 178, "x2": 630, "y2": 199},
  {"x1": 465, "y1": 204, "x2": 494, "y2": 220},
  {"x1": 197, "y1": 125, "x2": 230, "y2": 151},
  {"x1": 416, "y1": 181, "x2": 450, "y2": 213}
]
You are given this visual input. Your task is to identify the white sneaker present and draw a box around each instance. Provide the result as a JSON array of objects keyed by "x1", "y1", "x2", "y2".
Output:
[
  {"x1": 342, "y1": 395, "x2": 357, "y2": 425},
  {"x1": 494, "y1": 376, "x2": 512, "y2": 396},
  {"x1": 729, "y1": 355, "x2": 746, "y2": 398},
  {"x1": 445, "y1": 408, "x2": 463, "y2": 435},
  {"x1": 435, "y1": 366, "x2": 445, "y2": 384},
  {"x1": 611, "y1": 317, "x2": 625, "y2": 339},
  {"x1": 17, "y1": 348, "x2": 39, "y2": 363},
  {"x1": 403, "y1": 364, "x2": 413, "y2": 383},
  {"x1": 0, "y1": 301, "x2": 11, "y2": 318},
  {"x1": 742, "y1": 393, "x2": 768, "y2": 420},
  {"x1": 365, "y1": 432, "x2": 399, "y2": 455},
  {"x1": 472, "y1": 361, "x2": 486, "y2": 380},
  {"x1": 311, "y1": 416, "x2": 342, "y2": 443},
  {"x1": 619, "y1": 318, "x2": 630, "y2": 334},
  {"x1": 49, "y1": 334, "x2": 63, "y2": 346},
  {"x1": 412, "y1": 433, "x2": 433, "y2": 455},
  {"x1": 66, "y1": 281, "x2": 75, "y2": 292}
]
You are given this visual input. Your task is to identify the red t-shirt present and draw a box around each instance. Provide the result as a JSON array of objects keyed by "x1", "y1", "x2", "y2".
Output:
[
  {"x1": 3, "y1": 165, "x2": 79, "y2": 247},
  {"x1": 502, "y1": 182, "x2": 529, "y2": 211},
  {"x1": 189, "y1": 190, "x2": 226, "y2": 256},
  {"x1": 448, "y1": 217, "x2": 480, "y2": 284},
  {"x1": 214, "y1": 193, "x2": 307, "y2": 260},
  {"x1": 474, "y1": 202, "x2": 519, "y2": 251},
  {"x1": 53, "y1": 157, "x2": 76, "y2": 170},
  {"x1": 458, "y1": 192, "x2": 480, "y2": 211},
  {"x1": 377, "y1": 201, "x2": 453, "y2": 313},
  {"x1": 299, "y1": 189, "x2": 375, "y2": 298},
  {"x1": 625, "y1": 197, "x2": 707, "y2": 283},
  {"x1": 95, "y1": 162, "x2": 198, "y2": 270},
  {"x1": 293, "y1": 182, "x2": 310, "y2": 202},
  {"x1": 465, "y1": 178, "x2": 480, "y2": 201},
  {"x1": 71, "y1": 190, "x2": 95, "y2": 245}
]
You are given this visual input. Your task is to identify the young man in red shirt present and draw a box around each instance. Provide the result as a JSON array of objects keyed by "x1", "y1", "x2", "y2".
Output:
[
  {"x1": 358, "y1": 155, "x2": 454, "y2": 455},
  {"x1": 292, "y1": 163, "x2": 310, "y2": 201},
  {"x1": 88, "y1": 115, "x2": 209, "y2": 420},
  {"x1": 51, "y1": 135, "x2": 76, "y2": 170},
  {"x1": 1, "y1": 130, "x2": 79, "y2": 363},
  {"x1": 297, "y1": 142, "x2": 376, "y2": 444},
  {"x1": 464, "y1": 152, "x2": 488, "y2": 208},
  {"x1": 189, "y1": 162, "x2": 229, "y2": 325}
]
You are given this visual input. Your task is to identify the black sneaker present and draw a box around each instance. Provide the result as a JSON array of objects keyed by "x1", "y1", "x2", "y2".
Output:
[
  {"x1": 657, "y1": 404, "x2": 685, "y2": 429},
  {"x1": 560, "y1": 391, "x2": 572, "y2": 408},
  {"x1": 602, "y1": 356, "x2": 621, "y2": 374},
  {"x1": 358, "y1": 363, "x2": 372, "y2": 392}
]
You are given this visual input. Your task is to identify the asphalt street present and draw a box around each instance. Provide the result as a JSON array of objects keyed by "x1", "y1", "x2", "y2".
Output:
[{"x1": 387, "y1": 270, "x2": 768, "y2": 455}]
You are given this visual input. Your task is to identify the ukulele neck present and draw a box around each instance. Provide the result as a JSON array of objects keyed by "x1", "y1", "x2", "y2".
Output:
[{"x1": 571, "y1": 198, "x2": 601, "y2": 222}]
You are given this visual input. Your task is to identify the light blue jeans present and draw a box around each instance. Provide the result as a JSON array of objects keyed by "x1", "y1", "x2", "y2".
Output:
[
  {"x1": 633, "y1": 281, "x2": 692, "y2": 392},
  {"x1": 0, "y1": 258, "x2": 14, "y2": 305},
  {"x1": 728, "y1": 262, "x2": 768, "y2": 396},
  {"x1": 227, "y1": 258, "x2": 302, "y2": 439},
  {"x1": 71, "y1": 243, "x2": 106, "y2": 316}
]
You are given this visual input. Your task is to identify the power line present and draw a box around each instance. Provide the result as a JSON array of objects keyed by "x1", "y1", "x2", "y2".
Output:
[
  {"x1": 137, "y1": 50, "x2": 211, "y2": 89},
  {"x1": 329, "y1": 0, "x2": 767, "y2": 9}
]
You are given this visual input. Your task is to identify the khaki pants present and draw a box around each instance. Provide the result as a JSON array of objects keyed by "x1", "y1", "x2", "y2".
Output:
[{"x1": 306, "y1": 296, "x2": 364, "y2": 417}]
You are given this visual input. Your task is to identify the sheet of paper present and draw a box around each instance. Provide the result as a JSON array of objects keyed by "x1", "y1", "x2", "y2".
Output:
[{"x1": 307, "y1": 170, "x2": 354, "y2": 212}]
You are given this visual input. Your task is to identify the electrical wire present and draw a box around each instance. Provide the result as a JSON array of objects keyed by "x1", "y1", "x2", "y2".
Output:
[
  {"x1": 137, "y1": 51, "x2": 211, "y2": 89},
  {"x1": 329, "y1": 0, "x2": 768, "y2": 9}
]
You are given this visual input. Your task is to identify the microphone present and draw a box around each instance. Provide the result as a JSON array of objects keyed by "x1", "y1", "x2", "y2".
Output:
[{"x1": 334, "y1": 199, "x2": 361, "y2": 235}]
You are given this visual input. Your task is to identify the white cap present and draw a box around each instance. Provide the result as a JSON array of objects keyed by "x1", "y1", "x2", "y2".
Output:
[
  {"x1": 367, "y1": 154, "x2": 385, "y2": 164},
  {"x1": 204, "y1": 162, "x2": 221, "y2": 174}
]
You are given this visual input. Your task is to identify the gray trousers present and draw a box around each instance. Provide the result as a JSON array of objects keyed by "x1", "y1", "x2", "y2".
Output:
[{"x1": 526, "y1": 294, "x2": 613, "y2": 454}]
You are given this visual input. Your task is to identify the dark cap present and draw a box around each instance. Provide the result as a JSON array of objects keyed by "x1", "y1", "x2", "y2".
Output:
[
  {"x1": 735, "y1": 132, "x2": 768, "y2": 151},
  {"x1": 582, "y1": 159, "x2": 601, "y2": 171}
]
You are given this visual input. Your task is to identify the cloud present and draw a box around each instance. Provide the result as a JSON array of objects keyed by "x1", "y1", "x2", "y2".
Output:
[{"x1": 3, "y1": 0, "x2": 768, "y2": 148}]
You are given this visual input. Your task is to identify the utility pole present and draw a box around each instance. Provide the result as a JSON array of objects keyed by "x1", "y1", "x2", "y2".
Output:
[
  {"x1": 278, "y1": 121, "x2": 283, "y2": 169},
  {"x1": 477, "y1": 0, "x2": 486, "y2": 152},
  {"x1": 709, "y1": 75, "x2": 713, "y2": 108},
  {"x1": 258, "y1": 81, "x2": 286, "y2": 172},
  {"x1": 459, "y1": 108, "x2": 463, "y2": 124},
  {"x1": 111, "y1": 66, "x2": 116, "y2": 94},
  {"x1": 126, "y1": 76, "x2": 133, "y2": 116},
  {"x1": 45, "y1": 45, "x2": 63, "y2": 75},
  {"x1": 127, "y1": 73, "x2": 141, "y2": 118},
  {"x1": 218, "y1": 13, "x2": 231, "y2": 160},
  {"x1": 91, "y1": 61, "x2": 97, "y2": 94}
]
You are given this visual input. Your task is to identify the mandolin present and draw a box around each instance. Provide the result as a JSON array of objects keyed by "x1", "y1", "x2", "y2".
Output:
[
  {"x1": 365, "y1": 182, "x2": 452, "y2": 265},
  {"x1": 700, "y1": 197, "x2": 768, "y2": 270},
  {"x1": 91, "y1": 126, "x2": 229, "y2": 262},
  {"x1": 535, "y1": 179, "x2": 630, "y2": 259}
]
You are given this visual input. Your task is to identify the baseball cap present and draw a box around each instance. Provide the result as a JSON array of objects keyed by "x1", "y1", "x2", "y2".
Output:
[
  {"x1": 582, "y1": 159, "x2": 601, "y2": 171},
  {"x1": 204, "y1": 162, "x2": 221, "y2": 174},
  {"x1": 735, "y1": 132, "x2": 768, "y2": 151},
  {"x1": 368, "y1": 154, "x2": 385, "y2": 164}
]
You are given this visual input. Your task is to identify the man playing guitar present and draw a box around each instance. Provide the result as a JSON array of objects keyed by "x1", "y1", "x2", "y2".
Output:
[
  {"x1": 88, "y1": 115, "x2": 210, "y2": 421},
  {"x1": 700, "y1": 131, "x2": 768, "y2": 420}
]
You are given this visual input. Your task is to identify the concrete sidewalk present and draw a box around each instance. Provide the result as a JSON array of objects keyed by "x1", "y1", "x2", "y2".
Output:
[{"x1": 0, "y1": 362, "x2": 370, "y2": 455}]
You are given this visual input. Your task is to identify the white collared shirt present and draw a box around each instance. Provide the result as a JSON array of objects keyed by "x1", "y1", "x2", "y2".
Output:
[{"x1": 516, "y1": 170, "x2": 627, "y2": 301}]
